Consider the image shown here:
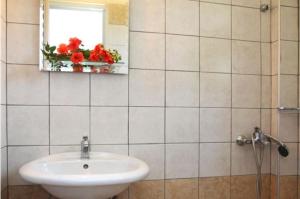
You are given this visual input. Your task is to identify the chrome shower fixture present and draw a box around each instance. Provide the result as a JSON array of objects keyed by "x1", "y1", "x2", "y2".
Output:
[
  {"x1": 260, "y1": 4, "x2": 270, "y2": 12},
  {"x1": 236, "y1": 127, "x2": 289, "y2": 157}
]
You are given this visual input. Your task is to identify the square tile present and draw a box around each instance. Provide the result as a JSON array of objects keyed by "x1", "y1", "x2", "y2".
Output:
[
  {"x1": 281, "y1": 6, "x2": 298, "y2": 41},
  {"x1": 1, "y1": 62, "x2": 6, "y2": 104},
  {"x1": 166, "y1": 71, "x2": 199, "y2": 107},
  {"x1": 200, "y1": 2, "x2": 231, "y2": 39},
  {"x1": 281, "y1": 0, "x2": 298, "y2": 7},
  {"x1": 8, "y1": 106, "x2": 49, "y2": 145},
  {"x1": 232, "y1": 0, "x2": 260, "y2": 8},
  {"x1": 261, "y1": 109, "x2": 271, "y2": 134},
  {"x1": 50, "y1": 145, "x2": 80, "y2": 154},
  {"x1": 129, "y1": 69, "x2": 165, "y2": 106},
  {"x1": 7, "y1": 64, "x2": 49, "y2": 105},
  {"x1": 200, "y1": 108, "x2": 231, "y2": 142},
  {"x1": 280, "y1": 75, "x2": 298, "y2": 108},
  {"x1": 129, "y1": 107, "x2": 164, "y2": 144},
  {"x1": 200, "y1": 0, "x2": 230, "y2": 4},
  {"x1": 166, "y1": 143, "x2": 199, "y2": 179},
  {"x1": 92, "y1": 145, "x2": 128, "y2": 155},
  {"x1": 261, "y1": 7, "x2": 271, "y2": 42},
  {"x1": 130, "y1": 0, "x2": 165, "y2": 32},
  {"x1": 200, "y1": 73, "x2": 231, "y2": 107},
  {"x1": 1, "y1": 147, "x2": 7, "y2": 189},
  {"x1": 166, "y1": 0, "x2": 199, "y2": 35},
  {"x1": 280, "y1": 40, "x2": 298, "y2": 75},
  {"x1": 232, "y1": 6, "x2": 260, "y2": 41},
  {"x1": 232, "y1": 109, "x2": 261, "y2": 141},
  {"x1": 199, "y1": 143, "x2": 230, "y2": 177},
  {"x1": 50, "y1": 73, "x2": 89, "y2": 105},
  {"x1": 232, "y1": 40, "x2": 261, "y2": 75},
  {"x1": 1, "y1": 106, "x2": 6, "y2": 148},
  {"x1": 166, "y1": 35, "x2": 199, "y2": 71},
  {"x1": 166, "y1": 108, "x2": 199, "y2": 143},
  {"x1": 279, "y1": 143, "x2": 298, "y2": 175},
  {"x1": 50, "y1": 106, "x2": 89, "y2": 145},
  {"x1": 129, "y1": 144, "x2": 164, "y2": 180},
  {"x1": 165, "y1": 179, "x2": 198, "y2": 199},
  {"x1": 129, "y1": 180, "x2": 164, "y2": 199},
  {"x1": 261, "y1": 43, "x2": 271, "y2": 75},
  {"x1": 91, "y1": 107, "x2": 128, "y2": 144},
  {"x1": 278, "y1": 113, "x2": 298, "y2": 142},
  {"x1": 7, "y1": 23, "x2": 39, "y2": 64},
  {"x1": 199, "y1": 177, "x2": 230, "y2": 199},
  {"x1": 91, "y1": 74, "x2": 128, "y2": 106},
  {"x1": 271, "y1": 7, "x2": 279, "y2": 42},
  {"x1": 1, "y1": 20, "x2": 6, "y2": 62},
  {"x1": 232, "y1": 74, "x2": 261, "y2": 108},
  {"x1": 262, "y1": 76, "x2": 272, "y2": 108},
  {"x1": 130, "y1": 32, "x2": 165, "y2": 70},
  {"x1": 200, "y1": 37, "x2": 231, "y2": 73},
  {"x1": 7, "y1": 0, "x2": 39, "y2": 24},
  {"x1": 8, "y1": 146, "x2": 49, "y2": 185}
]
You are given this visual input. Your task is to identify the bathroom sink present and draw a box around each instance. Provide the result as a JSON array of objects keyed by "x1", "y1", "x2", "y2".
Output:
[{"x1": 19, "y1": 152, "x2": 149, "y2": 199}]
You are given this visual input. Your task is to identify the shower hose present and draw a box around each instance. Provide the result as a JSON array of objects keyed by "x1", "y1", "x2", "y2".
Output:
[{"x1": 251, "y1": 137, "x2": 265, "y2": 199}]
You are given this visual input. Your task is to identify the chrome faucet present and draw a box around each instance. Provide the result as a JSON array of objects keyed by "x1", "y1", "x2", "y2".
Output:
[{"x1": 81, "y1": 136, "x2": 90, "y2": 159}]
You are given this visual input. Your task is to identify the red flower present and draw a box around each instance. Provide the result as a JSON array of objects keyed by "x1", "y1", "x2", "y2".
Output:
[
  {"x1": 68, "y1": 37, "x2": 82, "y2": 51},
  {"x1": 57, "y1": 43, "x2": 69, "y2": 55},
  {"x1": 103, "y1": 52, "x2": 114, "y2": 64},
  {"x1": 70, "y1": 52, "x2": 84, "y2": 64},
  {"x1": 94, "y1": 44, "x2": 104, "y2": 53},
  {"x1": 89, "y1": 51, "x2": 100, "y2": 61}
]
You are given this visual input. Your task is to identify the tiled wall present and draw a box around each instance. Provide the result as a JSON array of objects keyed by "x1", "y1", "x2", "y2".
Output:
[
  {"x1": 0, "y1": 0, "x2": 284, "y2": 198},
  {"x1": 1, "y1": 0, "x2": 7, "y2": 197},
  {"x1": 270, "y1": 0, "x2": 300, "y2": 199}
]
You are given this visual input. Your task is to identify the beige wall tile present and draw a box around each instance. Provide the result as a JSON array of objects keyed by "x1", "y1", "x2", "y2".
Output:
[
  {"x1": 129, "y1": 69, "x2": 165, "y2": 106},
  {"x1": 7, "y1": 65, "x2": 49, "y2": 105},
  {"x1": 129, "y1": 180, "x2": 164, "y2": 199},
  {"x1": 7, "y1": 23, "x2": 39, "y2": 64},
  {"x1": 279, "y1": 143, "x2": 298, "y2": 175},
  {"x1": 279, "y1": 75, "x2": 298, "y2": 108},
  {"x1": 130, "y1": 32, "x2": 165, "y2": 70},
  {"x1": 278, "y1": 113, "x2": 298, "y2": 142},
  {"x1": 165, "y1": 178, "x2": 198, "y2": 199},
  {"x1": 232, "y1": 6, "x2": 260, "y2": 41},
  {"x1": 129, "y1": 144, "x2": 164, "y2": 180},
  {"x1": 280, "y1": 40, "x2": 298, "y2": 75},
  {"x1": 200, "y1": 2, "x2": 231, "y2": 39},
  {"x1": 200, "y1": 73, "x2": 231, "y2": 107},
  {"x1": 50, "y1": 106, "x2": 89, "y2": 145},
  {"x1": 1, "y1": 106, "x2": 6, "y2": 147},
  {"x1": 261, "y1": 6, "x2": 271, "y2": 42},
  {"x1": 166, "y1": 108, "x2": 199, "y2": 143},
  {"x1": 200, "y1": 37, "x2": 231, "y2": 73},
  {"x1": 7, "y1": 0, "x2": 39, "y2": 24},
  {"x1": 91, "y1": 74, "x2": 128, "y2": 106},
  {"x1": 1, "y1": 147, "x2": 7, "y2": 190},
  {"x1": 129, "y1": 107, "x2": 164, "y2": 144},
  {"x1": 232, "y1": 40, "x2": 261, "y2": 74},
  {"x1": 232, "y1": 74, "x2": 261, "y2": 108},
  {"x1": 200, "y1": 108, "x2": 231, "y2": 142},
  {"x1": 261, "y1": 43, "x2": 271, "y2": 75},
  {"x1": 8, "y1": 106, "x2": 49, "y2": 145},
  {"x1": 130, "y1": 0, "x2": 165, "y2": 32},
  {"x1": 271, "y1": 7, "x2": 279, "y2": 42},
  {"x1": 261, "y1": 109, "x2": 271, "y2": 134},
  {"x1": 232, "y1": 0, "x2": 260, "y2": 8},
  {"x1": 166, "y1": 143, "x2": 199, "y2": 179},
  {"x1": 199, "y1": 177, "x2": 230, "y2": 199},
  {"x1": 1, "y1": 62, "x2": 6, "y2": 104},
  {"x1": 281, "y1": 0, "x2": 298, "y2": 7},
  {"x1": 262, "y1": 76, "x2": 272, "y2": 108},
  {"x1": 50, "y1": 72, "x2": 89, "y2": 106},
  {"x1": 91, "y1": 107, "x2": 128, "y2": 144},
  {"x1": 166, "y1": 35, "x2": 199, "y2": 71},
  {"x1": 166, "y1": 71, "x2": 199, "y2": 107},
  {"x1": 281, "y1": 6, "x2": 298, "y2": 41},
  {"x1": 199, "y1": 143, "x2": 230, "y2": 177},
  {"x1": 166, "y1": 0, "x2": 199, "y2": 35}
]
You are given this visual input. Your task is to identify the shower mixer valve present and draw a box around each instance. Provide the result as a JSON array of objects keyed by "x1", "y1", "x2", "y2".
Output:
[{"x1": 236, "y1": 127, "x2": 289, "y2": 157}]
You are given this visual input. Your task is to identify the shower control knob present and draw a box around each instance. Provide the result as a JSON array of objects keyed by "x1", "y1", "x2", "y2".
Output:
[{"x1": 236, "y1": 135, "x2": 249, "y2": 146}]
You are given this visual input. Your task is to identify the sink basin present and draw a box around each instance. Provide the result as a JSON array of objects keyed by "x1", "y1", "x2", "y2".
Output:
[{"x1": 19, "y1": 152, "x2": 149, "y2": 199}]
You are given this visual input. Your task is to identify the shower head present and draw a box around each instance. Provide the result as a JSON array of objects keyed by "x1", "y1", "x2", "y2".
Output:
[{"x1": 278, "y1": 145, "x2": 289, "y2": 157}]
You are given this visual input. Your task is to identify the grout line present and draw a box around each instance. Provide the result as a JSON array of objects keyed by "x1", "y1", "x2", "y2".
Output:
[{"x1": 229, "y1": 0, "x2": 233, "y2": 197}]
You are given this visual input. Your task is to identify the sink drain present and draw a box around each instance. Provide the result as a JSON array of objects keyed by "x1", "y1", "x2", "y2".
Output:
[{"x1": 83, "y1": 164, "x2": 89, "y2": 169}]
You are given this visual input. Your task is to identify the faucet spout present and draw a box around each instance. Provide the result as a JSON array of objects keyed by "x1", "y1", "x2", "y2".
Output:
[{"x1": 81, "y1": 136, "x2": 90, "y2": 159}]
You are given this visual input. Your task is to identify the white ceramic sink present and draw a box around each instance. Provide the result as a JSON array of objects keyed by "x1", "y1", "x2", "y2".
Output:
[{"x1": 19, "y1": 152, "x2": 149, "y2": 199}]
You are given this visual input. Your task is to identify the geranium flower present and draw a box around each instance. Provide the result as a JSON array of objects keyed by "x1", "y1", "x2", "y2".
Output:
[
  {"x1": 89, "y1": 51, "x2": 100, "y2": 61},
  {"x1": 68, "y1": 37, "x2": 82, "y2": 51},
  {"x1": 70, "y1": 52, "x2": 84, "y2": 64},
  {"x1": 57, "y1": 43, "x2": 69, "y2": 55},
  {"x1": 103, "y1": 53, "x2": 114, "y2": 64},
  {"x1": 94, "y1": 44, "x2": 104, "y2": 53}
]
